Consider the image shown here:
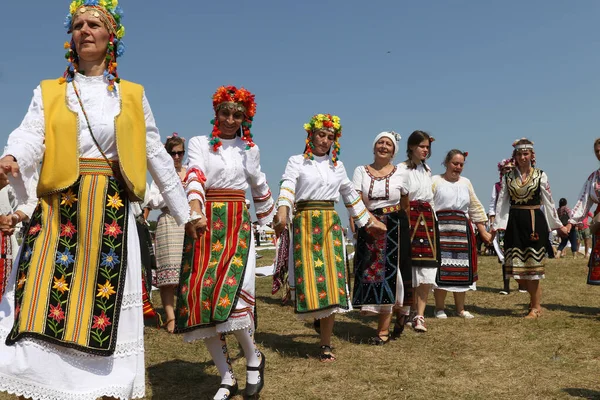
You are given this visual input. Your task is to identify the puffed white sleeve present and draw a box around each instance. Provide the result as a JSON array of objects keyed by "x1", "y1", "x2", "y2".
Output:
[
  {"x1": 338, "y1": 162, "x2": 370, "y2": 228},
  {"x1": 146, "y1": 180, "x2": 166, "y2": 210},
  {"x1": 492, "y1": 176, "x2": 510, "y2": 230},
  {"x1": 244, "y1": 145, "x2": 274, "y2": 225},
  {"x1": 184, "y1": 136, "x2": 207, "y2": 215},
  {"x1": 540, "y1": 172, "x2": 563, "y2": 230},
  {"x1": 14, "y1": 168, "x2": 39, "y2": 219},
  {"x1": 352, "y1": 166, "x2": 364, "y2": 193},
  {"x1": 3, "y1": 85, "x2": 46, "y2": 202},
  {"x1": 465, "y1": 178, "x2": 488, "y2": 223},
  {"x1": 143, "y1": 92, "x2": 189, "y2": 225},
  {"x1": 277, "y1": 156, "x2": 300, "y2": 214},
  {"x1": 570, "y1": 170, "x2": 597, "y2": 225},
  {"x1": 488, "y1": 185, "x2": 498, "y2": 216}
]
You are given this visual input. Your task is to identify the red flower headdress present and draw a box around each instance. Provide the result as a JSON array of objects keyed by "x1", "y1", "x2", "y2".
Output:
[{"x1": 209, "y1": 86, "x2": 257, "y2": 152}]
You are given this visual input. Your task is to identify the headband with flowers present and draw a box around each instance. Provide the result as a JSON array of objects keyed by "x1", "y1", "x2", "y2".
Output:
[
  {"x1": 209, "y1": 86, "x2": 257, "y2": 152},
  {"x1": 497, "y1": 158, "x2": 514, "y2": 179},
  {"x1": 61, "y1": 0, "x2": 125, "y2": 92},
  {"x1": 303, "y1": 114, "x2": 342, "y2": 165}
]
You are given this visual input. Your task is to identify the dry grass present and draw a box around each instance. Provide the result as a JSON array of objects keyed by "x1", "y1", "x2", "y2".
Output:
[{"x1": 3, "y1": 251, "x2": 600, "y2": 399}]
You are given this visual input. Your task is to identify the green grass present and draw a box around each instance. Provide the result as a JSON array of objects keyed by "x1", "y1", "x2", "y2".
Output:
[{"x1": 2, "y1": 252, "x2": 600, "y2": 399}]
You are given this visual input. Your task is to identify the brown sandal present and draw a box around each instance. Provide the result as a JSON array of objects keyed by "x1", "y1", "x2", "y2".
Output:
[
  {"x1": 162, "y1": 318, "x2": 176, "y2": 333},
  {"x1": 525, "y1": 308, "x2": 542, "y2": 319}
]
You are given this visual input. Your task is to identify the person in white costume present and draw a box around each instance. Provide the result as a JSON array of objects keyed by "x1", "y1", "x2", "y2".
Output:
[
  {"x1": 146, "y1": 133, "x2": 187, "y2": 334},
  {"x1": 397, "y1": 130, "x2": 440, "y2": 333},
  {"x1": 274, "y1": 114, "x2": 386, "y2": 362},
  {"x1": 178, "y1": 86, "x2": 274, "y2": 400},
  {"x1": 351, "y1": 131, "x2": 412, "y2": 344},
  {"x1": 0, "y1": 2, "x2": 190, "y2": 399},
  {"x1": 431, "y1": 150, "x2": 491, "y2": 319}
]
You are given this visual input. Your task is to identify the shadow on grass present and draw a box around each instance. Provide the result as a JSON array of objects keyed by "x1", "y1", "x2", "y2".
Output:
[
  {"x1": 544, "y1": 303, "x2": 600, "y2": 316},
  {"x1": 467, "y1": 304, "x2": 522, "y2": 317},
  {"x1": 255, "y1": 331, "x2": 321, "y2": 359},
  {"x1": 147, "y1": 359, "x2": 219, "y2": 399},
  {"x1": 562, "y1": 388, "x2": 600, "y2": 399}
]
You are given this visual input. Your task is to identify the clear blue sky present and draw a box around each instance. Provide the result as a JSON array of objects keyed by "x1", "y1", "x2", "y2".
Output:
[{"x1": 1, "y1": 1, "x2": 599, "y2": 221}]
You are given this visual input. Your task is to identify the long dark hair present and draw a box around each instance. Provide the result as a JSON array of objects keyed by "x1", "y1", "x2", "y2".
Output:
[{"x1": 405, "y1": 130, "x2": 432, "y2": 169}]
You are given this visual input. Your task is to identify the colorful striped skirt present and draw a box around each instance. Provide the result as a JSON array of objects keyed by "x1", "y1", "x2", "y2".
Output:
[
  {"x1": 352, "y1": 204, "x2": 411, "y2": 311},
  {"x1": 155, "y1": 211, "x2": 185, "y2": 287},
  {"x1": 176, "y1": 189, "x2": 254, "y2": 336},
  {"x1": 291, "y1": 201, "x2": 350, "y2": 319},
  {"x1": 409, "y1": 200, "x2": 440, "y2": 269},
  {"x1": 435, "y1": 210, "x2": 478, "y2": 288},
  {"x1": 6, "y1": 158, "x2": 130, "y2": 356},
  {"x1": 0, "y1": 232, "x2": 12, "y2": 303}
]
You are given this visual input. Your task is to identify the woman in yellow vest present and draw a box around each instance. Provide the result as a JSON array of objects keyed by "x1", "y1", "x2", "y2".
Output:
[{"x1": 0, "y1": 1, "x2": 190, "y2": 399}]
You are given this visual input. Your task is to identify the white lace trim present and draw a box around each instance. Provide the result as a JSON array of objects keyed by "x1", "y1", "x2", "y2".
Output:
[
  {"x1": 0, "y1": 324, "x2": 145, "y2": 359},
  {"x1": 121, "y1": 292, "x2": 143, "y2": 310},
  {"x1": 146, "y1": 138, "x2": 164, "y2": 159},
  {"x1": 295, "y1": 307, "x2": 351, "y2": 321},
  {"x1": 183, "y1": 314, "x2": 253, "y2": 342},
  {"x1": 0, "y1": 371, "x2": 145, "y2": 400}
]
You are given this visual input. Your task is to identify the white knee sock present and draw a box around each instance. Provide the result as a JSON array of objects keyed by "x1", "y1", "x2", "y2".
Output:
[
  {"x1": 232, "y1": 327, "x2": 262, "y2": 384},
  {"x1": 205, "y1": 334, "x2": 235, "y2": 399}
]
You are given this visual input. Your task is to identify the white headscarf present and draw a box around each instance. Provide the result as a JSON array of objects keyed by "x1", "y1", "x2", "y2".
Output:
[{"x1": 372, "y1": 131, "x2": 401, "y2": 157}]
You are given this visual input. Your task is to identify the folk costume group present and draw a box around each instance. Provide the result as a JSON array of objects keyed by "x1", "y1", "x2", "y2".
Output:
[{"x1": 0, "y1": 1, "x2": 595, "y2": 400}]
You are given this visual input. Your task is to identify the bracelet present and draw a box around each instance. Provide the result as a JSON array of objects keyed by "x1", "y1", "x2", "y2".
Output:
[{"x1": 188, "y1": 211, "x2": 203, "y2": 223}]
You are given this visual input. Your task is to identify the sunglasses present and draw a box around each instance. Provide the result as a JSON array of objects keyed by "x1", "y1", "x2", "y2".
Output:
[{"x1": 169, "y1": 151, "x2": 185, "y2": 157}]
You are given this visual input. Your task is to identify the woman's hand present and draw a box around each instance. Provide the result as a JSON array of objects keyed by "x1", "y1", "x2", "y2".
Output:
[
  {"x1": 489, "y1": 229, "x2": 497, "y2": 242},
  {"x1": 0, "y1": 156, "x2": 19, "y2": 190},
  {"x1": 557, "y1": 225, "x2": 568, "y2": 238},
  {"x1": 366, "y1": 219, "x2": 387, "y2": 237},
  {"x1": 479, "y1": 229, "x2": 492, "y2": 246},
  {"x1": 185, "y1": 213, "x2": 207, "y2": 240},
  {"x1": 0, "y1": 215, "x2": 15, "y2": 235},
  {"x1": 274, "y1": 207, "x2": 288, "y2": 237}
]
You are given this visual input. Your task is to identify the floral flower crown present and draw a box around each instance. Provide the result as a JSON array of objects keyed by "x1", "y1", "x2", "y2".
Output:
[
  {"x1": 303, "y1": 114, "x2": 342, "y2": 165},
  {"x1": 61, "y1": 0, "x2": 125, "y2": 92},
  {"x1": 209, "y1": 86, "x2": 257, "y2": 152}
]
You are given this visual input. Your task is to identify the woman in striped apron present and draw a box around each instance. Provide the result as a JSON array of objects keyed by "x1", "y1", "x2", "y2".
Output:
[
  {"x1": 274, "y1": 114, "x2": 386, "y2": 362},
  {"x1": 178, "y1": 86, "x2": 274, "y2": 400},
  {"x1": 432, "y1": 150, "x2": 491, "y2": 319}
]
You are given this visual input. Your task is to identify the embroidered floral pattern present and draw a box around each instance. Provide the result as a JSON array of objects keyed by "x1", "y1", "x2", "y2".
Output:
[
  {"x1": 7, "y1": 175, "x2": 129, "y2": 355},
  {"x1": 293, "y1": 207, "x2": 348, "y2": 313},
  {"x1": 176, "y1": 198, "x2": 251, "y2": 332}
]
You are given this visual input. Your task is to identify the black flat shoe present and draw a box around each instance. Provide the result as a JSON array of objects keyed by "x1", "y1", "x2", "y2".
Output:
[
  {"x1": 390, "y1": 316, "x2": 406, "y2": 340},
  {"x1": 368, "y1": 333, "x2": 390, "y2": 345},
  {"x1": 244, "y1": 352, "x2": 265, "y2": 399},
  {"x1": 217, "y1": 381, "x2": 238, "y2": 400}
]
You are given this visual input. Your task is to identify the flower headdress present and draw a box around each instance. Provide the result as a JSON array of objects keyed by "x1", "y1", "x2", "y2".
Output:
[
  {"x1": 61, "y1": 0, "x2": 126, "y2": 92},
  {"x1": 303, "y1": 114, "x2": 342, "y2": 165},
  {"x1": 209, "y1": 86, "x2": 257, "y2": 152},
  {"x1": 497, "y1": 158, "x2": 514, "y2": 179}
]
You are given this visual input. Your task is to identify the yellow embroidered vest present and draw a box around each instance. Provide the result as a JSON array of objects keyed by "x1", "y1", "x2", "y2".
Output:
[{"x1": 37, "y1": 78, "x2": 147, "y2": 201}]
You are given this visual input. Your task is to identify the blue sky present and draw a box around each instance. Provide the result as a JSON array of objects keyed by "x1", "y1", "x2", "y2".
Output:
[{"x1": 1, "y1": 1, "x2": 599, "y2": 221}]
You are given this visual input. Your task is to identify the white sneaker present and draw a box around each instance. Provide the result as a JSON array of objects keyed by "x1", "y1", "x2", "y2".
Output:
[
  {"x1": 413, "y1": 316, "x2": 427, "y2": 332},
  {"x1": 434, "y1": 310, "x2": 448, "y2": 319},
  {"x1": 458, "y1": 310, "x2": 475, "y2": 319}
]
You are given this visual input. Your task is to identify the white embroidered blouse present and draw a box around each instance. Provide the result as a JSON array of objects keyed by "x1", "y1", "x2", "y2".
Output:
[
  {"x1": 277, "y1": 154, "x2": 370, "y2": 227},
  {"x1": 185, "y1": 135, "x2": 275, "y2": 225},
  {"x1": 352, "y1": 165, "x2": 408, "y2": 210},
  {"x1": 431, "y1": 175, "x2": 487, "y2": 223},
  {"x1": 396, "y1": 161, "x2": 435, "y2": 206},
  {"x1": 3, "y1": 73, "x2": 189, "y2": 225},
  {"x1": 570, "y1": 168, "x2": 600, "y2": 224}
]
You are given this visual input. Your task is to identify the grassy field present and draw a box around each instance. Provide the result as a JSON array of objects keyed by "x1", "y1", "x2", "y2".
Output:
[{"x1": 2, "y1": 251, "x2": 600, "y2": 399}]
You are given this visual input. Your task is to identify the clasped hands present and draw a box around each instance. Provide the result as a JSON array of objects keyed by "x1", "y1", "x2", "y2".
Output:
[
  {"x1": 0, "y1": 155, "x2": 20, "y2": 190},
  {"x1": 185, "y1": 211, "x2": 208, "y2": 240}
]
